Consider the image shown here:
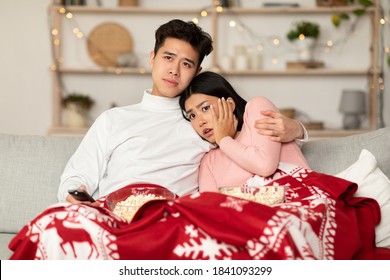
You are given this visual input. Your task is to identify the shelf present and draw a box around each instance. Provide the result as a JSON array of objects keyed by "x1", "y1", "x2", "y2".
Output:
[
  {"x1": 57, "y1": 67, "x2": 370, "y2": 76},
  {"x1": 220, "y1": 6, "x2": 375, "y2": 15},
  {"x1": 218, "y1": 68, "x2": 371, "y2": 76},
  {"x1": 49, "y1": 0, "x2": 381, "y2": 137},
  {"x1": 53, "y1": 5, "x2": 204, "y2": 14},
  {"x1": 54, "y1": 5, "x2": 375, "y2": 15},
  {"x1": 57, "y1": 67, "x2": 151, "y2": 75}
]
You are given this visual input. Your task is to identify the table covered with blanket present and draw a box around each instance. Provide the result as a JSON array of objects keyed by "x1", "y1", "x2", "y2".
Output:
[{"x1": 8, "y1": 164, "x2": 380, "y2": 260}]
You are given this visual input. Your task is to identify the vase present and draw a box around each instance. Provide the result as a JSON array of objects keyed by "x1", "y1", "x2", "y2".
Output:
[
  {"x1": 249, "y1": 50, "x2": 263, "y2": 70},
  {"x1": 65, "y1": 103, "x2": 88, "y2": 128},
  {"x1": 296, "y1": 38, "x2": 315, "y2": 62},
  {"x1": 117, "y1": 52, "x2": 138, "y2": 67},
  {"x1": 219, "y1": 53, "x2": 232, "y2": 71},
  {"x1": 233, "y1": 45, "x2": 248, "y2": 71}
]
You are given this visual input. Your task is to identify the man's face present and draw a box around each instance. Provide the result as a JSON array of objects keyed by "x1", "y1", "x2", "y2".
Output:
[{"x1": 150, "y1": 37, "x2": 201, "y2": 98}]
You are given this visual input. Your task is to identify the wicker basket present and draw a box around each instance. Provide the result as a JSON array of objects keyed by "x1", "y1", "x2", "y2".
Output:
[{"x1": 87, "y1": 22, "x2": 133, "y2": 67}]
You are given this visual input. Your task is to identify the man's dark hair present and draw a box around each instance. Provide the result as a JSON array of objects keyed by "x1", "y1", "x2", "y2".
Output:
[{"x1": 154, "y1": 19, "x2": 213, "y2": 67}]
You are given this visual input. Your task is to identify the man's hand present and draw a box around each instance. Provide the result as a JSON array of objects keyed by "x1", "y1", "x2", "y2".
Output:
[
  {"x1": 254, "y1": 110, "x2": 303, "y2": 143},
  {"x1": 66, "y1": 185, "x2": 100, "y2": 206}
]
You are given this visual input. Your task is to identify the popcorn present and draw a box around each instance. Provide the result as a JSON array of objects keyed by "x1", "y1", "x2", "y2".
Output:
[
  {"x1": 113, "y1": 193, "x2": 165, "y2": 222},
  {"x1": 219, "y1": 186, "x2": 286, "y2": 206}
]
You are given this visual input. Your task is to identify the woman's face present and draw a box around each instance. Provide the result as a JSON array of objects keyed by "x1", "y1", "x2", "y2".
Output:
[{"x1": 184, "y1": 93, "x2": 220, "y2": 144}]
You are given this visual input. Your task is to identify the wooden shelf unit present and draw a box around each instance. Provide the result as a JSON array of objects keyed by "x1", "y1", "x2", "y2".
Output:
[{"x1": 48, "y1": 1, "x2": 382, "y2": 138}]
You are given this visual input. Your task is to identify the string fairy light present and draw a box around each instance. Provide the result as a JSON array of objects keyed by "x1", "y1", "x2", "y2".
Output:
[
  {"x1": 220, "y1": 8, "x2": 378, "y2": 65},
  {"x1": 48, "y1": 5, "x2": 150, "y2": 76},
  {"x1": 49, "y1": 4, "x2": 367, "y2": 71},
  {"x1": 376, "y1": 4, "x2": 389, "y2": 128},
  {"x1": 52, "y1": 0, "x2": 390, "y2": 72},
  {"x1": 49, "y1": 2, "x2": 390, "y2": 70},
  {"x1": 47, "y1": 1, "x2": 388, "y2": 129}
]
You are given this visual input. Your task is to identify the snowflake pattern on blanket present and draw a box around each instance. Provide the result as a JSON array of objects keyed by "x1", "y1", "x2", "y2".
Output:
[{"x1": 8, "y1": 163, "x2": 380, "y2": 260}]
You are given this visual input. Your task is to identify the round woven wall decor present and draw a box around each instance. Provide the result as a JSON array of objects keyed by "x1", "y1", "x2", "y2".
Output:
[{"x1": 87, "y1": 22, "x2": 133, "y2": 67}]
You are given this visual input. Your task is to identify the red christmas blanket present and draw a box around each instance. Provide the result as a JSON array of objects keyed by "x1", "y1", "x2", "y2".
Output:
[{"x1": 9, "y1": 164, "x2": 380, "y2": 260}]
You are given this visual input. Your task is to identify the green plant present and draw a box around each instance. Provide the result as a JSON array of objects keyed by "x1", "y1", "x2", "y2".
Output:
[
  {"x1": 331, "y1": 0, "x2": 374, "y2": 27},
  {"x1": 62, "y1": 93, "x2": 95, "y2": 110},
  {"x1": 286, "y1": 21, "x2": 320, "y2": 41}
]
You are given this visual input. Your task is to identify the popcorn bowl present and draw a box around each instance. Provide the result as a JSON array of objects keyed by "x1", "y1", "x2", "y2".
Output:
[
  {"x1": 218, "y1": 185, "x2": 286, "y2": 206},
  {"x1": 106, "y1": 183, "x2": 176, "y2": 222}
]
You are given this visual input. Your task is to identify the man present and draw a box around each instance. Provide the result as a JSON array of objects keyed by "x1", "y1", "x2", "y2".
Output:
[{"x1": 58, "y1": 19, "x2": 305, "y2": 203}]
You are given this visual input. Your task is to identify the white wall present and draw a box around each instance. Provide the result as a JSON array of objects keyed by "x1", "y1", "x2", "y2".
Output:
[
  {"x1": 0, "y1": 0, "x2": 388, "y2": 135},
  {"x1": 0, "y1": 0, "x2": 52, "y2": 135}
]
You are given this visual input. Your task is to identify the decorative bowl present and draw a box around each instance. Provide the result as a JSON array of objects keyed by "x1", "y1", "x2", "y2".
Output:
[
  {"x1": 106, "y1": 183, "x2": 176, "y2": 222},
  {"x1": 218, "y1": 185, "x2": 286, "y2": 206}
]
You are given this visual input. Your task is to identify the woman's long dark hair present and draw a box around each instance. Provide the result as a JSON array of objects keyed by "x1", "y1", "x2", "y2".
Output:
[{"x1": 179, "y1": 71, "x2": 247, "y2": 130}]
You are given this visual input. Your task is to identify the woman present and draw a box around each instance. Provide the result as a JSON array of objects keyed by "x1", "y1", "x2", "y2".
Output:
[{"x1": 179, "y1": 71, "x2": 310, "y2": 192}]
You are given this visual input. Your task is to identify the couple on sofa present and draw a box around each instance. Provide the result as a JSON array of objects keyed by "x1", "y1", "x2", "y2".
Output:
[
  {"x1": 58, "y1": 18, "x2": 307, "y2": 204},
  {"x1": 8, "y1": 19, "x2": 379, "y2": 260}
]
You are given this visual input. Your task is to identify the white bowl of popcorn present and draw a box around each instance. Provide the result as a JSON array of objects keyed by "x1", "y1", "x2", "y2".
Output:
[
  {"x1": 106, "y1": 183, "x2": 176, "y2": 222},
  {"x1": 218, "y1": 185, "x2": 286, "y2": 206}
]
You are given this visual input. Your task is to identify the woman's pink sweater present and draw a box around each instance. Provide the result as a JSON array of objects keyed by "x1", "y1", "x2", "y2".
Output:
[{"x1": 199, "y1": 96, "x2": 310, "y2": 192}]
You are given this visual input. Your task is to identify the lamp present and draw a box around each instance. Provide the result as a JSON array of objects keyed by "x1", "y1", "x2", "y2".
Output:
[{"x1": 339, "y1": 90, "x2": 366, "y2": 129}]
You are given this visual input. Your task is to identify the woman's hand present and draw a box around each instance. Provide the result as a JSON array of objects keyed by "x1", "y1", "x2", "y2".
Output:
[{"x1": 211, "y1": 98, "x2": 238, "y2": 145}]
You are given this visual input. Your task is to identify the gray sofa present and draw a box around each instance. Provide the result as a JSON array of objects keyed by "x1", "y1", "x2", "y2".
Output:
[{"x1": 1, "y1": 127, "x2": 390, "y2": 260}]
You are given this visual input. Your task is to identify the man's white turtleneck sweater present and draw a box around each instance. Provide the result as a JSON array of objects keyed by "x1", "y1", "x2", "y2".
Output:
[{"x1": 58, "y1": 90, "x2": 213, "y2": 202}]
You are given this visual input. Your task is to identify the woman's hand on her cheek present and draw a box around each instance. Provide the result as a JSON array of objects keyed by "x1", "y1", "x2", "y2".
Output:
[{"x1": 211, "y1": 98, "x2": 237, "y2": 145}]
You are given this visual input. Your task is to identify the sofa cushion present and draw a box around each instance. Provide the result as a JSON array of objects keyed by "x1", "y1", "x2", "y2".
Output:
[
  {"x1": 336, "y1": 149, "x2": 390, "y2": 248},
  {"x1": 301, "y1": 127, "x2": 390, "y2": 179},
  {"x1": 0, "y1": 134, "x2": 81, "y2": 233}
]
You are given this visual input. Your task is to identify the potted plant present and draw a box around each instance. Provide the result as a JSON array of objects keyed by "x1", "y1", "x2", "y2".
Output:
[
  {"x1": 286, "y1": 21, "x2": 320, "y2": 62},
  {"x1": 287, "y1": 21, "x2": 320, "y2": 42},
  {"x1": 62, "y1": 93, "x2": 95, "y2": 128},
  {"x1": 330, "y1": 0, "x2": 374, "y2": 27}
]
